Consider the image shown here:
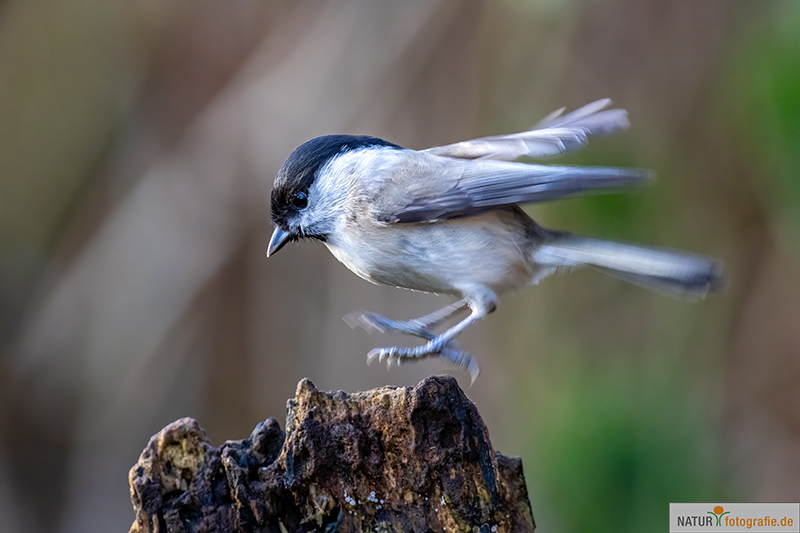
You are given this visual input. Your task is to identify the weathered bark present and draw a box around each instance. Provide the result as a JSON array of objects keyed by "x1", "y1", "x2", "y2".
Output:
[{"x1": 128, "y1": 375, "x2": 534, "y2": 532}]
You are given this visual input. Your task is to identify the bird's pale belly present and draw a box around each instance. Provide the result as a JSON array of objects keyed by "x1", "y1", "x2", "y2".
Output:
[{"x1": 325, "y1": 210, "x2": 541, "y2": 296}]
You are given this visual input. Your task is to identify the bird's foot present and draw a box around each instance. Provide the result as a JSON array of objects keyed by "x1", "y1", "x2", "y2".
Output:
[
  {"x1": 347, "y1": 310, "x2": 480, "y2": 383},
  {"x1": 345, "y1": 311, "x2": 439, "y2": 340},
  {"x1": 366, "y1": 343, "x2": 480, "y2": 384}
]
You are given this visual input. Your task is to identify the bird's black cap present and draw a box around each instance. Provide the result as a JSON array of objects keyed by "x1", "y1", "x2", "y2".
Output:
[{"x1": 271, "y1": 135, "x2": 402, "y2": 229}]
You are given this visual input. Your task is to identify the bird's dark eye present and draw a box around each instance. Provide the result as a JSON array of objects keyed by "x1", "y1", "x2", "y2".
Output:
[{"x1": 292, "y1": 191, "x2": 308, "y2": 209}]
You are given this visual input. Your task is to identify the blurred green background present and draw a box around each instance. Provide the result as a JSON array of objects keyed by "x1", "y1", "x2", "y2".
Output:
[{"x1": 1, "y1": 1, "x2": 799, "y2": 532}]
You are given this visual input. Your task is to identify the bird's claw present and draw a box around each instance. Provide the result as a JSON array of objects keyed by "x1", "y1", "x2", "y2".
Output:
[
  {"x1": 346, "y1": 311, "x2": 433, "y2": 338},
  {"x1": 350, "y1": 310, "x2": 462, "y2": 351},
  {"x1": 366, "y1": 345, "x2": 480, "y2": 383},
  {"x1": 344, "y1": 311, "x2": 391, "y2": 334},
  {"x1": 367, "y1": 346, "x2": 415, "y2": 367},
  {"x1": 352, "y1": 311, "x2": 479, "y2": 382}
]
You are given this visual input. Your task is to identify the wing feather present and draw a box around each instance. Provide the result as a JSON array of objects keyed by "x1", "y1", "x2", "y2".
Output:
[
  {"x1": 421, "y1": 99, "x2": 629, "y2": 161},
  {"x1": 383, "y1": 157, "x2": 652, "y2": 223}
]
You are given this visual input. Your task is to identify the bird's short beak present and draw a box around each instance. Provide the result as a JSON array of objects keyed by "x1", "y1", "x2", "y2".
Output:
[{"x1": 267, "y1": 227, "x2": 292, "y2": 257}]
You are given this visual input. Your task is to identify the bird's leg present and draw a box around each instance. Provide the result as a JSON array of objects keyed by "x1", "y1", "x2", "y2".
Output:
[
  {"x1": 344, "y1": 299, "x2": 468, "y2": 340},
  {"x1": 366, "y1": 288, "x2": 497, "y2": 382}
]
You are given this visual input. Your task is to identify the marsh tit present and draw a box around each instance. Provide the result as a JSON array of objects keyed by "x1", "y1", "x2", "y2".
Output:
[{"x1": 267, "y1": 99, "x2": 722, "y2": 380}]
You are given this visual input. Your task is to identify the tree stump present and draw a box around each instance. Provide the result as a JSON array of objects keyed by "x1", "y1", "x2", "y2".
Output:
[{"x1": 128, "y1": 375, "x2": 535, "y2": 532}]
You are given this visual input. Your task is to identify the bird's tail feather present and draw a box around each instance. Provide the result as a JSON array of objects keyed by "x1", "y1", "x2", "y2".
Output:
[{"x1": 532, "y1": 233, "x2": 723, "y2": 298}]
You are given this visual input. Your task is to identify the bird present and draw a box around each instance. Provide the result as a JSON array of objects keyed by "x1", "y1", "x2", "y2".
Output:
[{"x1": 267, "y1": 99, "x2": 722, "y2": 381}]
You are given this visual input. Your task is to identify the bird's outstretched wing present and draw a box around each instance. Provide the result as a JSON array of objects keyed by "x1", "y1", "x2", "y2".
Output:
[
  {"x1": 421, "y1": 99, "x2": 629, "y2": 161},
  {"x1": 379, "y1": 158, "x2": 652, "y2": 223}
]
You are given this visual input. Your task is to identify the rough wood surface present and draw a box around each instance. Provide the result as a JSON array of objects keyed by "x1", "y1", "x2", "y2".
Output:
[{"x1": 128, "y1": 375, "x2": 535, "y2": 532}]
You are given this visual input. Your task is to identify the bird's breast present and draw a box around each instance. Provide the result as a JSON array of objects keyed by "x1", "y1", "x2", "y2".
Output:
[{"x1": 324, "y1": 209, "x2": 542, "y2": 295}]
